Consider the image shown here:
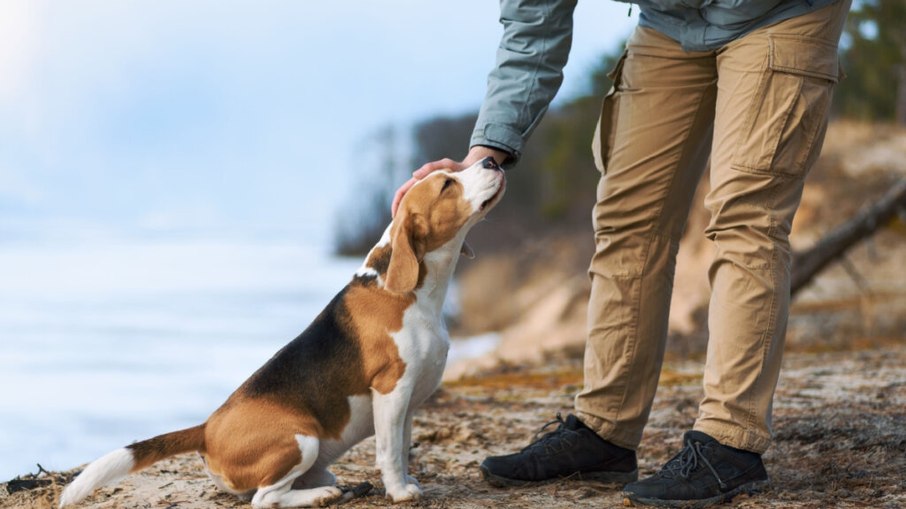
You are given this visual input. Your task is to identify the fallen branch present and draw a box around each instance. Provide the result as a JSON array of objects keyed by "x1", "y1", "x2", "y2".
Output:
[
  {"x1": 5, "y1": 478, "x2": 52, "y2": 495},
  {"x1": 791, "y1": 178, "x2": 906, "y2": 296}
]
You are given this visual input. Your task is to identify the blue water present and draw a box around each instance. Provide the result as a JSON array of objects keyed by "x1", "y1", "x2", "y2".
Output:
[{"x1": 0, "y1": 235, "x2": 364, "y2": 480}]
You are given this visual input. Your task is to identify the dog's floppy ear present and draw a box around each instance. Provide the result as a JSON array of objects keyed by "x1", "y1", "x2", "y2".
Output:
[{"x1": 385, "y1": 213, "x2": 427, "y2": 294}]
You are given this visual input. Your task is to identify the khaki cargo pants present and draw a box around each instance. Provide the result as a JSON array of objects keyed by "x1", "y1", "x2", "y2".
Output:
[{"x1": 575, "y1": 0, "x2": 850, "y2": 454}]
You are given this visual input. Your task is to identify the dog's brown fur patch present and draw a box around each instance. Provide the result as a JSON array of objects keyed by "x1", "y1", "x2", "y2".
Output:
[
  {"x1": 128, "y1": 425, "x2": 206, "y2": 472},
  {"x1": 204, "y1": 398, "x2": 321, "y2": 491},
  {"x1": 365, "y1": 244, "x2": 392, "y2": 275},
  {"x1": 343, "y1": 284, "x2": 411, "y2": 394}
]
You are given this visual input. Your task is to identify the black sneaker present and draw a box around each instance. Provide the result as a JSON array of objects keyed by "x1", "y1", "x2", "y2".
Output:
[
  {"x1": 622, "y1": 430, "x2": 769, "y2": 508},
  {"x1": 479, "y1": 413, "x2": 638, "y2": 487}
]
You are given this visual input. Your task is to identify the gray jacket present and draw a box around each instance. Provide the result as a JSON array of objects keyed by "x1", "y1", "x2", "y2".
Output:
[{"x1": 470, "y1": 0, "x2": 838, "y2": 164}]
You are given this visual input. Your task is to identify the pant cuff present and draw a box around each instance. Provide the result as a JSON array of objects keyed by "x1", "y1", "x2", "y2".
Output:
[
  {"x1": 692, "y1": 420, "x2": 771, "y2": 454},
  {"x1": 574, "y1": 410, "x2": 640, "y2": 451}
]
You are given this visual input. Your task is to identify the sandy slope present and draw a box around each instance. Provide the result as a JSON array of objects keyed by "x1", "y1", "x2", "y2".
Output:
[{"x1": 3, "y1": 346, "x2": 904, "y2": 509}]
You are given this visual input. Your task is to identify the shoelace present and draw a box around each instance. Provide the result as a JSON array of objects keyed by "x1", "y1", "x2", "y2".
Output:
[
  {"x1": 523, "y1": 412, "x2": 579, "y2": 454},
  {"x1": 662, "y1": 438, "x2": 728, "y2": 490}
]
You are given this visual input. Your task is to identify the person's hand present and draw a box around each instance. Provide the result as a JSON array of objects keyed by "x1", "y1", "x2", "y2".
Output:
[{"x1": 391, "y1": 146, "x2": 508, "y2": 217}]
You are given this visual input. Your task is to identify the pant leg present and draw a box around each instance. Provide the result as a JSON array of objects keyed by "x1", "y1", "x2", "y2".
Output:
[
  {"x1": 694, "y1": 0, "x2": 852, "y2": 453},
  {"x1": 575, "y1": 26, "x2": 717, "y2": 450}
]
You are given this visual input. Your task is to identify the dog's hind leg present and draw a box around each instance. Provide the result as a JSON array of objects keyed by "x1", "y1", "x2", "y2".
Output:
[{"x1": 251, "y1": 435, "x2": 341, "y2": 508}]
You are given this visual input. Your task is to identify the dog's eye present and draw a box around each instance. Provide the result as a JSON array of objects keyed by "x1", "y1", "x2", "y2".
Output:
[{"x1": 441, "y1": 178, "x2": 454, "y2": 192}]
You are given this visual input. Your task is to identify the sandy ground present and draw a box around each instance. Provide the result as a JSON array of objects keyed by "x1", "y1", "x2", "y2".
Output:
[{"x1": 3, "y1": 345, "x2": 904, "y2": 509}]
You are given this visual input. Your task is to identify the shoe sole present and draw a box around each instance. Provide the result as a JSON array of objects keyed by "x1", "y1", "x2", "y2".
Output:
[
  {"x1": 621, "y1": 479, "x2": 770, "y2": 508},
  {"x1": 480, "y1": 465, "x2": 639, "y2": 488}
]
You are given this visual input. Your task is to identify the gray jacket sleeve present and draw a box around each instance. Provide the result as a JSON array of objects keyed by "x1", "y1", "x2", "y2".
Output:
[{"x1": 470, "y1": 0, "x2": 578, "y2": 165}]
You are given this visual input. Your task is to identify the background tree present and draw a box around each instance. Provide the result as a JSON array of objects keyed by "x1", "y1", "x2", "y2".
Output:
[
  {"x1": 333, "y1": 125, "x2": 406, "y2": 256},
  {"x1": 834, "y1": 0, "x2": 906, "y2": 124}
]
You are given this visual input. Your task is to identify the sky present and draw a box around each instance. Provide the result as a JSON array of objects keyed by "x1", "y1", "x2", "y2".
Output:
[{"x1": 0, "y1": 1, "x2": 638, "y2": 247}]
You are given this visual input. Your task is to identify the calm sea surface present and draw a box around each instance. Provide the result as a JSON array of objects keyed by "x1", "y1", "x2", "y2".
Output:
[{"x1": 0, "y1": 234, "x2": 496, "y2": 480}]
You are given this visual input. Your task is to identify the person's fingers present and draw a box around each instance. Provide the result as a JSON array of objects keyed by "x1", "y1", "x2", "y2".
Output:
[
  {"x1": 411, "y1": 166, "x2": 434, "y2": 179},
  {"x1": 412, "y1": 158, "x2": 466, "y2": 179},
  {"x1": 391, "y1": 177, "x2": 418, "y2": 217}
]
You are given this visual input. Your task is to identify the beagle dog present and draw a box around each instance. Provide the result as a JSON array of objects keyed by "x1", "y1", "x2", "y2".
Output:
[{"x1": 59, "y1": 157, "x2": 505, "y2": 508}]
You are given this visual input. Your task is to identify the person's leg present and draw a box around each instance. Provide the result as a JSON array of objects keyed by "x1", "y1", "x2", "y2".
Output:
[
  {"x1": 624, "y1": 0, "x2": 851, "y2": 506},
  {"x1": 576, "y1": 25, "x2": 717, "y2": 450},
  {"x1": 696, "y1": 0, "x2": 852, "y2": 454},
  {"x1": 480, "y1": 25, "x2": 718, "y2": 486}
]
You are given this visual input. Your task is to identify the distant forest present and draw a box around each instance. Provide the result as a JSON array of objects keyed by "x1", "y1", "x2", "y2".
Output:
[{"x1": 334, "y1": 0, "x2": 905, "y2": 256}]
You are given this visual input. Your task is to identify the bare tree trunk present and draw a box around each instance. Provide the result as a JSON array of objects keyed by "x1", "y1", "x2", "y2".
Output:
[
  {"x1": 791, "y1": 179, "x2": 906, "y2": 296},
  {"x1": 897, "y1": 63, "x2": 906, "y2": 127}
]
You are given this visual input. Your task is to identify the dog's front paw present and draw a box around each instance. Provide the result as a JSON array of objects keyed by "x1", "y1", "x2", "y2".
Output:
[
  {"x1": 386, "y1": 483, "x2": 422, "y2": 503},
  {"x1": 404, "y1": 475, "x2": 421, "y2": 488}
]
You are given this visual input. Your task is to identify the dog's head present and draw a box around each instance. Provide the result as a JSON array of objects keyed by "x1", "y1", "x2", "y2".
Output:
[{"x1": 384, "y1": 157, "x2": 505, "y2": 294}]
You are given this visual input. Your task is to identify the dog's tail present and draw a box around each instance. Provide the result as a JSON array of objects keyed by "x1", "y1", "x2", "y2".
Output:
[{"x1": 59, "y1": 424, "x2": 205, "y2": 507}]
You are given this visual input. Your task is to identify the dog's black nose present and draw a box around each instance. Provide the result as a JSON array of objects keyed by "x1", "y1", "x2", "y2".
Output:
[{"x1": 481, "y1": 156, "x2": 500, "y2": 170}]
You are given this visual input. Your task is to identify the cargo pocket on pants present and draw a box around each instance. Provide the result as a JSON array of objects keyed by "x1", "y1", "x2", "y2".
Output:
[
  {"x1": 731, "y1": 34, "x2": 839, "y2": 178},
  {"x1": 592, "y1": 50, "x2": 627, "y2": 174}
]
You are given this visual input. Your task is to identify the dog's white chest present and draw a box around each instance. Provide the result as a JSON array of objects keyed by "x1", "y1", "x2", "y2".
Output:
[{"x1": 393, "y1": 306, "x2": 450, "y2": 403}]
